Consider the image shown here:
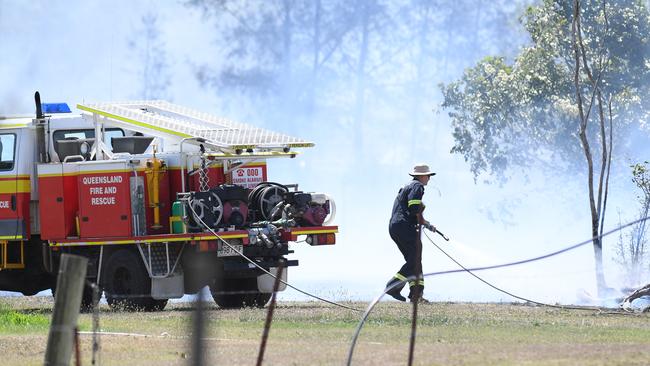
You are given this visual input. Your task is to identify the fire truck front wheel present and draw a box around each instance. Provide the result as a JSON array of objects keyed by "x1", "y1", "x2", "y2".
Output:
[
  {"x1": 210, "y1": 277, "x2": 271, "y2": 309},
  {"x1": 103, "y1": 249, "x2": 168, "y2": 312},
  {"x1": 52, "y1": 283, "x2": 99, "y2": 313}
]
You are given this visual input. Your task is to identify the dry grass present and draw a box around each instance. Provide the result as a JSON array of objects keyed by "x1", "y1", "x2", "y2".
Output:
[{"x1": 1, "y1": 297, "x2": 650, "y2": 365}]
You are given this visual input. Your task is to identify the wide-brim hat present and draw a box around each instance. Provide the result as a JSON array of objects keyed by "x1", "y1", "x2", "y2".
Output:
[{"x1": 409, "y1": 163, "x2": 436, "y2": 177}]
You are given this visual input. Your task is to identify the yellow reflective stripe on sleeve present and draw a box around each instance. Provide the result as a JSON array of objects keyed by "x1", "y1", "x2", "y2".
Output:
[
  {"x1": 394, "y1": 273, "x2": 407, "y2": 282},
  {"x1": 407, "y1": 199, "x2": 422, "y2": 207}
]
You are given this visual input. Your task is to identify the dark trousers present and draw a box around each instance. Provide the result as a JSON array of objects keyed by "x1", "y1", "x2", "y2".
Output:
[{"x1": 386, "y1": 222, "x2": 423, "y2": 297}]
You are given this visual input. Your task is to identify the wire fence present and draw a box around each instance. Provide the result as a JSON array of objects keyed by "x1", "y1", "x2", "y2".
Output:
[{"x1": 42, "y1": 215, "x2": 650, "y2": 366}]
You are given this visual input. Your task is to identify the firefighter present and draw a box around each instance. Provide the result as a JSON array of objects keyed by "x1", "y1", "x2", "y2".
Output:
[{"x1": 385, "y1": 163, "x2": 436, "y2": 302}]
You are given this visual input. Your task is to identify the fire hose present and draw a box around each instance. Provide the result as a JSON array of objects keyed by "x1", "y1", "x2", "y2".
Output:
[
  {"x1": 347, "y1": 216, "x2": 650, "y2": 366},
  {"x1": 186, "y1": 198, "x2": 361, "y2": 312}
]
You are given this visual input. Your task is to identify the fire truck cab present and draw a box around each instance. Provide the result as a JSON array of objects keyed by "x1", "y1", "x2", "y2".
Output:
[{"x1": 0, "y1": 93, "x2": 337, "y2": 310}]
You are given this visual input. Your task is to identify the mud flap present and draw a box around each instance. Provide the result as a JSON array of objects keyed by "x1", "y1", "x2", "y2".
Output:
[
  {"x1": 257, "y1": 267, "x2": 287, "y2": 293},
  {"x1": 151, "y1": 272, "x2": 184, "y2": 299}
]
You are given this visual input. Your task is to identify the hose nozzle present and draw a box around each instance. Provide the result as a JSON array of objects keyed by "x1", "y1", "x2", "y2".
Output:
[{"x1": 424, "y1": 223, "x2": 450, "y2": 241}]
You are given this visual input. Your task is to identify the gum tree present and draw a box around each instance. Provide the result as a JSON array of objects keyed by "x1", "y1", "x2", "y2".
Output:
[
  {"x1": 185, "y1": 0, "x2": 530, "y2": 158},
  {"x1": 440, "y1": 0, "x2": 650, "y2": 295},
  {"x1": 616, "y1": 162, "x2": 650, "y2": 286},
  {"x1": 128, "y1": 11, "x2": 172, "y2": 100}
]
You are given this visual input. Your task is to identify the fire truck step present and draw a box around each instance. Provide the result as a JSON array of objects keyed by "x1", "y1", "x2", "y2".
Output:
[
  {"x1": 0, "y1": 241, "x2": 25, "y2": 270},
  {"x1": 137, "y1": 243, "x2": 183, "y2": 278}
]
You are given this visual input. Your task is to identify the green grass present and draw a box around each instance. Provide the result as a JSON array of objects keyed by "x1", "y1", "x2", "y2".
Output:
[
  {"x1": 1, "y1": 298, "x2": 650, "y2": 365},
  {"x1": 0, "y1": 301, "x2": 50, "y2": 333}
]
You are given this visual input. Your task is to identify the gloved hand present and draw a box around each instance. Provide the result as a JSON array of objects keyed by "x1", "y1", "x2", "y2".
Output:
[{"x1": 423, "y1": 222, "x2": 436, "y2": 233}]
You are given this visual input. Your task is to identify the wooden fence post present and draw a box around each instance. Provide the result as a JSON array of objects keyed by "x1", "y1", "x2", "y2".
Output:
[
  {"x1": 191, "y1": 288, "x2": 206, "y2": 366},
  {"x1": 44, "y1": 254, "x2": 88, "y2": 366}
]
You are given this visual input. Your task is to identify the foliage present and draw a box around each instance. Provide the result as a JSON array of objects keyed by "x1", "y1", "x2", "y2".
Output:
[
  {"x1": 185, "y1": 0, "x2": 532, "y2": 156},
  {"x1": 440, "y1": 0, "x2": 650, "y2": 293},
  {"x1": 615, "y1": 161, "x2": 650, "y2": 286},
  {"x1": 0, "y1": 302, "x2": 49, "y2": 332},
  {"x1": 440, "y1": 0, "x2": 650, "y2": 182},
  {"x1": 632, "y1": 161, "x2": 650, "y2": 202}
]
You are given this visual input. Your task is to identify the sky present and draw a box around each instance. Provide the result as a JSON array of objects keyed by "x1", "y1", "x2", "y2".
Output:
[{"x1": 1, "y1": 0, "x2": 648, "y2": 306}]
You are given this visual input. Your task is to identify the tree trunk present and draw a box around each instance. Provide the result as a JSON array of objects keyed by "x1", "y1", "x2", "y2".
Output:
[
  {"x1": 572, "y1": 0, "x2": 608, "y2": 296},
  {"x1": 592, "y1": 237, "x2": 607, "y2": 293},
  {"x1": 307, "y1": 0, "x2": 322, "y2": 116},
  {"x1": 280, "y1": 0, "x2": 294, "y2": 123},
  {"x1": 409, "y1": 2, "x2": 432, "y2": 159},
  {"x1": 282, "y1": 0, "x2": 292, "y2": 78},
  {"x1": 353, "y1": 0, "x2": 370, "y2": 157}
]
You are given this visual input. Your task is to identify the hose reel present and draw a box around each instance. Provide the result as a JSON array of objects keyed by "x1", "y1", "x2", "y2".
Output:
[
  {"x1": 187, "y1": 181, "x2": 337, "y2": 231},
  {"x1": 187, "y1": 190, "x2": 223, "y2": 231},
  {"x1": 187, "y1": 184, "x2": 251, "y2": 230},
  {"x1": 248, "y1": 182, "x2": 288, "y2": 220}
]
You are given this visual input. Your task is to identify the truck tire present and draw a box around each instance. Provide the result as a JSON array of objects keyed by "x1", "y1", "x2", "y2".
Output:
[
  {"x1": 210, "y1": 277, "x2": 271, "y2": 309},
  {"x1": 51, "y1": 283, "x2": 100, "y2": 313},
  {"x1": 79, "y1": 284, "x2": 100, "y2": 312},
  {"x1": 103, "y1": 249, "x2": 168, "y2": 311}
]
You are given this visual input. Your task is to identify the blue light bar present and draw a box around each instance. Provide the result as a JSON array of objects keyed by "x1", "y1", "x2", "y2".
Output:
[{"x1": 41, "y1": 103, "x2": 71, "y2": 113}]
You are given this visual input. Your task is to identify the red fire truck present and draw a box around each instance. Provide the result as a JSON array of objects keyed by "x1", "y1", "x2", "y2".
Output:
[{"x1": 0, "y1": 92, "x2": 337, "y2": 310}]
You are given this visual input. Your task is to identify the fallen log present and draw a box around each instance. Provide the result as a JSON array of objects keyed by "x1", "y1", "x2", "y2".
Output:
[{"x1": 621, "y1": 283, "x2": 650, "y2": 312}]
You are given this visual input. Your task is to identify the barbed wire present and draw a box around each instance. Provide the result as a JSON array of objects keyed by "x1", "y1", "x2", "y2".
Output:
[{"x1": 64, "y1": 211, "x2": 650, "y2": 365}]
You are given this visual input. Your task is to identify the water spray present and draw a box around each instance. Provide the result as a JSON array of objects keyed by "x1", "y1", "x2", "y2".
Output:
[{"x1": 347, "y1": 217, "x2": 650, "y2": 365}]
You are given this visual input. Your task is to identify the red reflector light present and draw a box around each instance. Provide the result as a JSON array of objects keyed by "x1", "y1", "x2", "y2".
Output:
[
  {"x1": 199, "y1": 241, "x2": 210, "y2": 252},
  {"x1": 199, "y1": 241, "x2": 218, "y2": 252},
  {"x1": 317, "y1": 233, "x2": 336, "y2": 245}
]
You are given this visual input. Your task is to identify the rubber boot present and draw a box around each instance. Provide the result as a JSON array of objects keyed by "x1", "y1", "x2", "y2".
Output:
[
  {"x1": 385, "y1": 277, "x2": 406, "y2": 302},
  {"x1": 408, "y1": 285, "x2": 428, "y2": 303}
]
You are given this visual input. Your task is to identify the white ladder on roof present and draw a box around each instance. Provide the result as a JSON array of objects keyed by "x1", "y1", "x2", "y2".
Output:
[{"x1": 77, "y1": 100, "x2": 314, "y2": 153}]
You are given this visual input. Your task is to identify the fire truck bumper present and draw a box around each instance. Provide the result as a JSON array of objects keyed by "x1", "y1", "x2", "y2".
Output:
[{"x1": 223, "y1": 258, "x2": 298, "y2": 278}]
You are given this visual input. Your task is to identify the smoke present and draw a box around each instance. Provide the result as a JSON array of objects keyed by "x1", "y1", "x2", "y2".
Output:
[{"x1": 1, "y1": 0, "x2": 647, "y2": 305}]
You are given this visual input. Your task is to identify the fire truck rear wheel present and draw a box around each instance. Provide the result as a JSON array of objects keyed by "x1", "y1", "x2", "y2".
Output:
[
  {"x1": 103, "y1": 249, "x2": 168, "y2": 312},
  {"x1": 210, "y1": 277, "x2": 271, "y2": 309}
]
